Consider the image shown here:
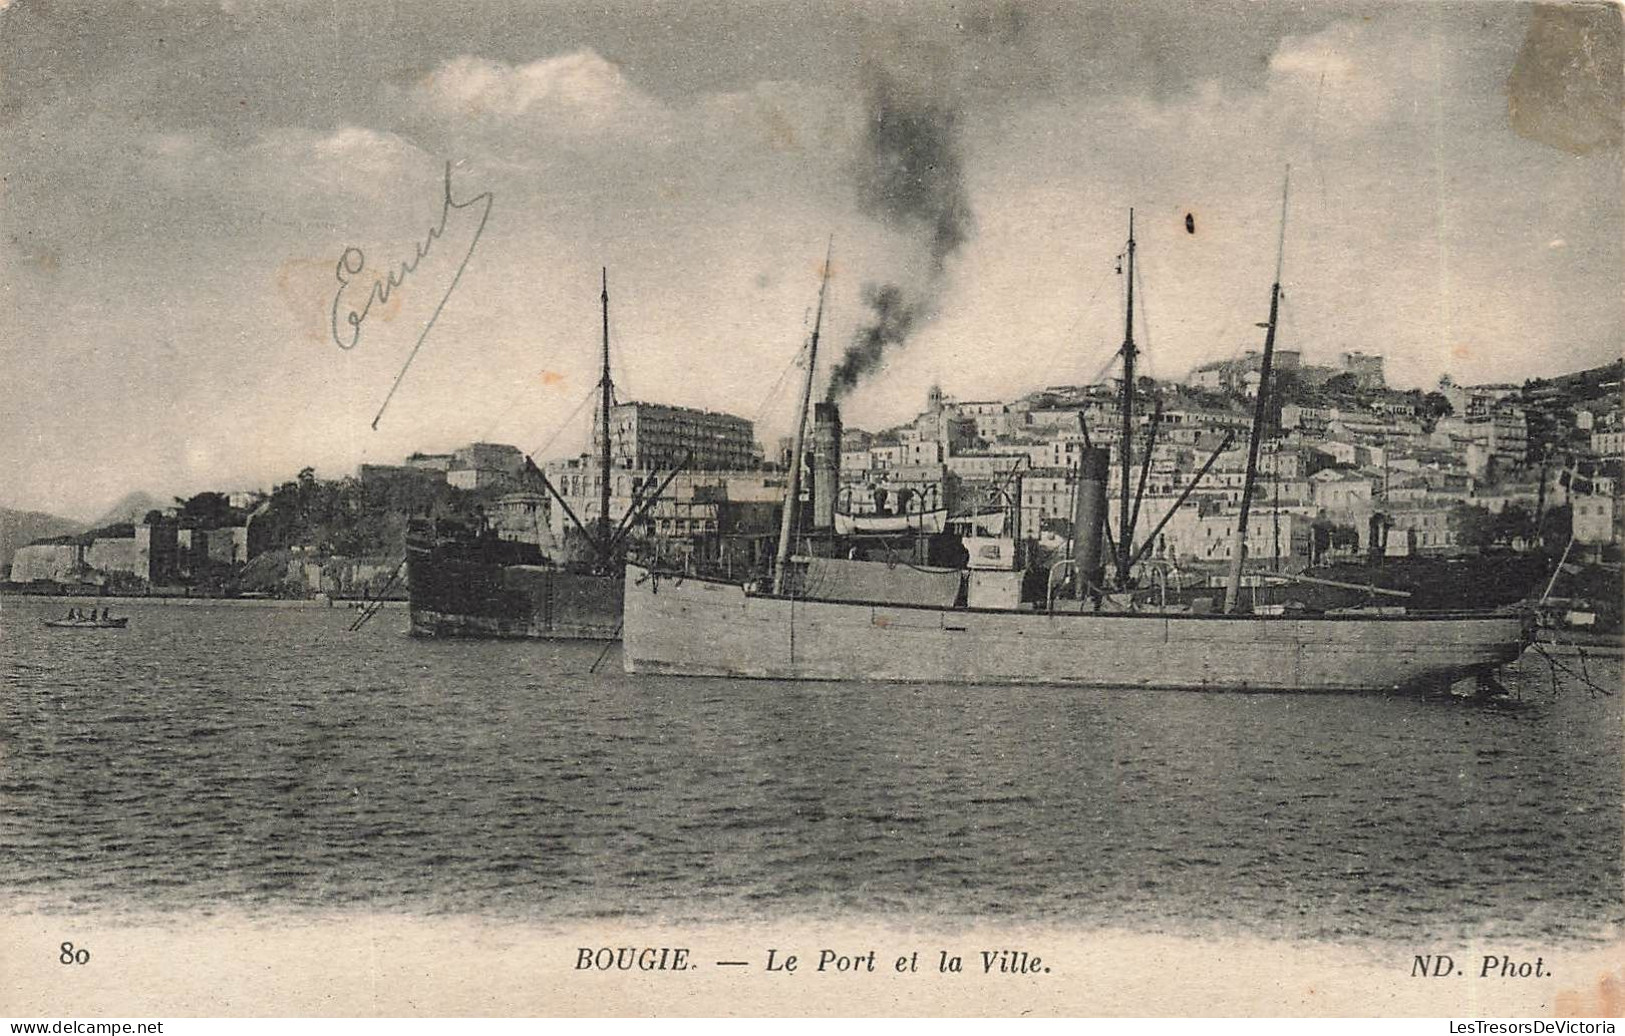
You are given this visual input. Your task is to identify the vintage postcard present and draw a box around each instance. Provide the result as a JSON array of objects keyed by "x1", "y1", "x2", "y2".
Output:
[{"x1": 1, "y1": 0, "x2": 1621, "y2": 1020}]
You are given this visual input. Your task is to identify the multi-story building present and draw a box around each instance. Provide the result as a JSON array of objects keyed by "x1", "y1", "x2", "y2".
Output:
[
  {"x1": 1572, "y1": 494, "x2": 1617, "y2": 545},
  {"x1": 1146, "y1": 506, "x2": 1311, "y2": 569},
  {"x1": 1312, "y1": 469, "x2": 1375, "y2": 513},
  {"x1": 489, "y1": 492, "x2": 553, "y2": 547},
  {"x1": 538, "y1": 464, "x2": 787, "y2": 542},
  {"x1": 1017, "y1": 468, "x2": 1073, "y2": 541},
  {"x1": 447, "y1": 442, "x2": 526, "y2": 492},
  {"x1": 1437, "y1": 375, "x2": 1520, "y2": 418},
  {"x1": 944, "y1": 449, "x2": 1032, "y2": 481},
  {"x1": 1279, "y1": 404, "x2": 1334, "y2": 434},
  {"x1": 1590, "y1": 428, "x2": 1625, "y2": 456},
  {"x1": 592, "y1": 402, "x2": 761, "y2": 472},
  {"x1": 1439, "y1": 407, "x2": 1529, "y2": 476},
  {"x1": 912, "y1": 407, "x2": 977, "y2": 450},
  {"x1": 952, "y1": 400, "x2": 1013, "y2": 442},
  {"x1": 1379, "y1": 504, "x2": 1460, "y2": 556}
]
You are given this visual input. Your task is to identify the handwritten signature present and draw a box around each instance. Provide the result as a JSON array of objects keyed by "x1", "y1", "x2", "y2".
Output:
[{"x1": 329, "y1": 160, "x2": 494, "y2": 428}]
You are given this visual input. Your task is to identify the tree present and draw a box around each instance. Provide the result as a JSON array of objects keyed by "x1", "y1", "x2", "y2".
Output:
[
  {"x1": 1450, "y1": 503, "x2": 1495, "y2": 550},
  {"x1": 1495, "y1": 503, "x2": 1535, "y2": 546},
  {"x1": 1539, "y1": 503, "x2": 1573, "y2": 548},
  {"x1": 174, "y1": 491, "x2": 234, "y2": 528},
  {"x1": 1421, "y1": 391, "x2": 1453, "y2": 421},
  {"x1": 1321, "y1": 372, "x2": 1361, "y2": 399}
]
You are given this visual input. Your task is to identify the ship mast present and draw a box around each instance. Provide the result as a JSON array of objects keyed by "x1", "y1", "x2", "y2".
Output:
[
  {"x1": 1116, "y1": 209, "x2": 1137, "y2": 587},
  {"x1": 598, "y1": 268, "x2": 614, "y2": 568},
  {"x1": 1224, "y1": 167, "x2": 1291, "y2": 614},
  {"x1": 773, "y1": 241, "x2": 833, "y2": 596}
]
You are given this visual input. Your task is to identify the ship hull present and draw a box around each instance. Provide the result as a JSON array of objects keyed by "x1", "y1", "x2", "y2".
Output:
[
  {"x1": 407, "y1": 552, "x2": 621, "y2": 640},
  {"x1": 622, "y1": 564, "x2": 1531, "y2": 692}
]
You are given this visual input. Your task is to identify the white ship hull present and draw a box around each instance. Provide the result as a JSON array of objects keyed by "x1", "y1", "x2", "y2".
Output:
[{"x1": 622, "y1": 564, "x2": 1532, "y2": 692}]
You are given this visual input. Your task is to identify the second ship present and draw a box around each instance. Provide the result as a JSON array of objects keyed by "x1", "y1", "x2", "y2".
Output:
[{"x1": 405, "y1": 270, "x2": 768, "y2": 640}]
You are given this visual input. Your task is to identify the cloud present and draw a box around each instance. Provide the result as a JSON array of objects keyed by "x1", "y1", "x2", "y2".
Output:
[
  {"x1": 1267, "y1": 21, "x2": 1412, "y2": 126},
  {"x1": 259, "y1": 125, "x2": 428, "y2": 183},
  {"x1": 0, "y1": 3, "x2": 1617, "y2": 519},
  {"x1": 414, "y1": 50, "x2": 666, "y2": 134}
]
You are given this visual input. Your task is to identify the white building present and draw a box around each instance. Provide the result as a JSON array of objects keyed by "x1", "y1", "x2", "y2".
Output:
[{"x1": 1572, "y1": 495, "x2": 1617, "y2": 545}]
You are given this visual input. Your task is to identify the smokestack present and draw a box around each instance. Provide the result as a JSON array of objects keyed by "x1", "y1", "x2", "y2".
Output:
[
  {"x1": 1072, "y1": 447, "x2": 1109, "y2": 599},
  {"x1": 812, "y1": 402, "x2": 843, "y2": 530}
]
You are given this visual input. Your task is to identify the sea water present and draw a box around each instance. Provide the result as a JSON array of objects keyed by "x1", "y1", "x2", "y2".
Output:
[{"x1": 1, "y1": 598, "x2": 1618, "y2": 944}]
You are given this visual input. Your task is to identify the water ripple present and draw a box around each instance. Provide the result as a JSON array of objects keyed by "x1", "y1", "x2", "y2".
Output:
[{"x1": 0, "y1": 598, "x2": 1619, "y2": 943}]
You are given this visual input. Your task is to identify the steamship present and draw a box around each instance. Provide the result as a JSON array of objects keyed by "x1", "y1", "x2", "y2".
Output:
[{"x1": 623, "y1": 201, "x2": 1535, "y2": 692}]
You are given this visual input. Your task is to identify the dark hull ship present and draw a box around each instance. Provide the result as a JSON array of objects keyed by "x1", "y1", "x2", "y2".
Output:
[
  {"x1": 405, "y1": 527, "x2": 622, "y2": 640},
  {"x1": 405, "y1": 270, "x2": 673, "y2": 642}
]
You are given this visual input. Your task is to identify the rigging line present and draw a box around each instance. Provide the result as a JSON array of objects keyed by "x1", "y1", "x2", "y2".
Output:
[
  {"x1": 750, "y1": 339, "x2": 808, "y2": 429},
  {"x1": 1310, "y1": 70, "x2": 1330, "y2": 213},
  {"x1": 1528, "y1": 640, "x2": 1613, "y2": 698},
  {"x1": 1087, "y1": 347, "x2": 1121, "y2": 390},
  {"x1": 1134, "y1": 245, "x2": 1154, "y2": 379},
  {"x1": 588, "y1": 625, "x2": 623, "y2": 673},
  {"x1": 348, "y1": 555, "x2": 408, "y2": 632},
  {"x1": 608, "y1": 314, "x2": 632, "y2": 404},
  {"x1": 523, "y1": 384, "x2": 598, "y2": 463},
  {"x1": 1066, "y1": 257, "x2": 1122, "y2": 382},
  {"x1": 476, "y1": 374, "x2": 546, "y2": 444}
]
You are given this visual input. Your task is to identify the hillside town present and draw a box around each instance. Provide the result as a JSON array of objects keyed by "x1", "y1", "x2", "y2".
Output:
[{"x1": 6, "y1": 353, "x2": 1622, "y2": 605}]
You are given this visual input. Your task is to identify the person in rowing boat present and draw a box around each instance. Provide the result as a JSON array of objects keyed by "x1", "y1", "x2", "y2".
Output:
[{"x1": 100, "y1": 608, "x2": 110, "y2": 621}]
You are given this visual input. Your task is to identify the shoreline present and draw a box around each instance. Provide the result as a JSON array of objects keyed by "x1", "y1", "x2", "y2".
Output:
[{"x1": 2, "y1": 592, "x2": 407, "y2": 610}]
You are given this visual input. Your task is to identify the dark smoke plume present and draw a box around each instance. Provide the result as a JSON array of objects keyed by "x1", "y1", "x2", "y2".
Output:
[
  {"x1": 825, "y1": 284, "x2": 919, "y2": 402},
  {"x1": 853, "y1": 68, "x2": 973, "y2": 275},
  {"x1": 827, "y1": 63, "x2": 974, "y2": 401}
]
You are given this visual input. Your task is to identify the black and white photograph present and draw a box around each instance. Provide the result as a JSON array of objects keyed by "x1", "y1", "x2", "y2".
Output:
[{"x1": 1, "y1": 0, "x2": 1621, "y2": 1020}]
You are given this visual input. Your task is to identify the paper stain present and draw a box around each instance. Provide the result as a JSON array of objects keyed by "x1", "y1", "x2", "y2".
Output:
[
  {"x1": 755, "y1": 98, "x2": 799, "y2": 152},
  {"x1": 273, "y1": 257, "x2": 339, "y2": 345},
  {"x1": 538, "y1": 370, "x2": 566, "y2": 387},
  {"x1": 374, "y1": 281, "x2": 404, "y2": 323},
  {"x1": 1506, "y1": 5, "x2": 1623, "y2": 156},
  {"x1": 1451, "y1": 343, "x2": 1473, "y2": 361},
  {"x1": 1554, "y1": 964, "x2": 1623, "y2": 1017},
  {"x1": 27, "y1": 249, "x2": 61, "y2": 274}
]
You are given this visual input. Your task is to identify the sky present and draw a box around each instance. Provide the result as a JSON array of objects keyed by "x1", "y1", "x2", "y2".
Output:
[{"x1": 1, "y1": 0, "x2": 1621, "y2": 520}]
